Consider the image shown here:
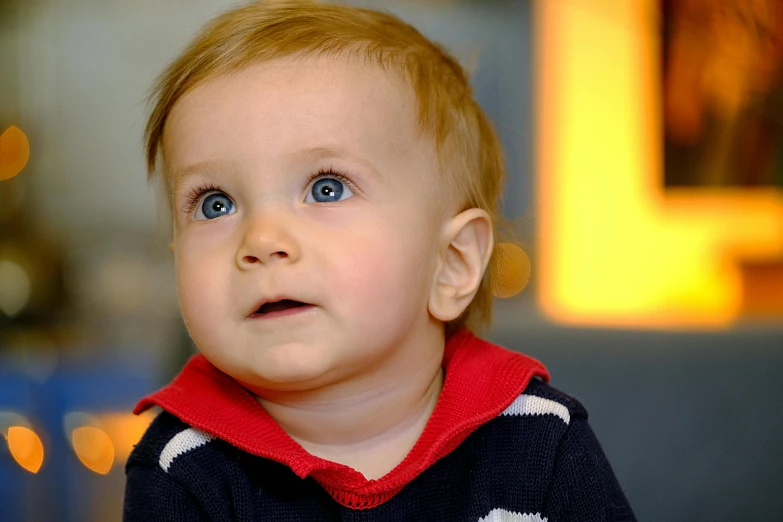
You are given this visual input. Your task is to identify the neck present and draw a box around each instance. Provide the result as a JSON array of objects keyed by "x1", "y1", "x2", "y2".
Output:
[{"x1": 256, "y1": 333, "x2": 445, "y2": 480}]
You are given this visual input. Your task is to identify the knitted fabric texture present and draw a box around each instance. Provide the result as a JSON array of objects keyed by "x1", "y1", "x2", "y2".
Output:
[{"x1": 124, "y1": 331, "x2": 636, "y2": 521}]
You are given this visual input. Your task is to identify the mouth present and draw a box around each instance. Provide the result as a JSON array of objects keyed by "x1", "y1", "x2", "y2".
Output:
[{"x1": 249, "y1": 299, "x2": 315, "y2": 319}]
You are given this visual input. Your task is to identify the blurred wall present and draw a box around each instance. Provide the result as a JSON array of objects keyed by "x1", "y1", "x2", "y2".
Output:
[{"x1": 15, "y1": 0, "x2": 240, "y2": 240}]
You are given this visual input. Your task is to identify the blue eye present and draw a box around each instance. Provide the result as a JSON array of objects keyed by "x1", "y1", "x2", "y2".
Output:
[
  {"x1": 195, "y1": 192, "x2": 236, "y2": 220},
  {"x1": 305, "y1": 178, "x2": 354, "y2": 203}
]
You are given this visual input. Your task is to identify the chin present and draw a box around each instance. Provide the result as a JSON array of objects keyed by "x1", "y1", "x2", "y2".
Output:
[{"x1": 239, "y1": 341, "x2": 339, "y2": 391}]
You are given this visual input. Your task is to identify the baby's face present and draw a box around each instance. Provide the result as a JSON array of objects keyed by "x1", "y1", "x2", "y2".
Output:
[{"x1": 163, "y1": 56, "x2": 449, "y2": 392}]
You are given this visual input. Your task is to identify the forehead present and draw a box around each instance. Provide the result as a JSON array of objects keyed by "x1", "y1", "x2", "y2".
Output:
[{"x1": 162, "y1": 55, "x2": 437, "y2": 188}]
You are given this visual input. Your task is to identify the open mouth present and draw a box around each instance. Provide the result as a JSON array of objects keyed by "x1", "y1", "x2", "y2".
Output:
[{"x1": 252, "y1": 299, "x2": 312, "y2": 318}]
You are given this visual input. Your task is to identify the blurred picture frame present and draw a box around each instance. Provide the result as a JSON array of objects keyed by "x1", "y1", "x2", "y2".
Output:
[
  {"x1": 661, "y1": 0, "x2": 783, "y2": 189},
  {"x1": 535, "y1": 0, "x2": 783, "y2": 329}
]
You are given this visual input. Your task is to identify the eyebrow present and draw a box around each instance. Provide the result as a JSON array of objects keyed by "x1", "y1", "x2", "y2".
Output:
[
  {"x1": 170, "y1": 158, "x2": 233, "y2": 194},
  {"x1": 169, "y1": 146, "x2": 381, "y2": 194},
  {"x1": 289, "y1": 146, "x2": 382, "y2": 178}
]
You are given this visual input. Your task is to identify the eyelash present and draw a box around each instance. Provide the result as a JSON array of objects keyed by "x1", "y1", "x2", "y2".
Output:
[
  {"x1": 305, "y1": 167, "x2": 357, "y2": 198},
  {"x1": 181, "y1": 167, "x2": 357, "y2": 216},
  {"x1": 183, "y1": 182, "x2": 220, "y2": 216}
]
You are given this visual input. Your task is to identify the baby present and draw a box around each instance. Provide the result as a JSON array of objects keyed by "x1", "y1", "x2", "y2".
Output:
[{"x1": 124, "y1": 2, "x2": 636, "y2": 521}]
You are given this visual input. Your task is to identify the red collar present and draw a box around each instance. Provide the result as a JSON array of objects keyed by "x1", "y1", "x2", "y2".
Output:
[{"x1": 135, "y1": 329, "x2": 549, "y2": 509}]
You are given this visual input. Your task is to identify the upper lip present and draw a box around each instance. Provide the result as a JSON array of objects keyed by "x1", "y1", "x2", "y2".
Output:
[{"x1": 248, "y1": 295, "x2": 313, "y2": 317}]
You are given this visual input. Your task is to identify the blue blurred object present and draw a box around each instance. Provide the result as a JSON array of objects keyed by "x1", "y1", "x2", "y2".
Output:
[{"x1": 0, "y1": 353, "x2": 158, "y2": 522}]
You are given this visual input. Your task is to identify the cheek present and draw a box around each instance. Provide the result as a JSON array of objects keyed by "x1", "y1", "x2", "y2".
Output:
[
  {"x1": 328, "y1": 220, "x2": 434, "y2": 315},
  {"x1": 175, "y1": 234, "x2": 230, "y2": 328}
]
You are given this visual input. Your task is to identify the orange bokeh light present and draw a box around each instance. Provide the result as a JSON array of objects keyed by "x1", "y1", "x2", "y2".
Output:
[
  {"x1": 66, "y1": 411, "x2": 154, "y2": 474},
  {"x1": 492, "y1": 243, "x2": 532, "y2": 298},
  {"x1": 98, "y1": 411, "x2": 155, "y2": 463},
  {"x1": 6, "y1": 426, "x2": 44, "y2": 474},
  {"x1": 72, "y1": 426, "x2": 115, "y2": 475},
  {"x1": 0, "y1": 126, "x2": 30, "y2": 181}
]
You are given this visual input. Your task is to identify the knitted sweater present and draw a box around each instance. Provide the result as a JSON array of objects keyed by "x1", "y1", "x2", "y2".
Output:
[{"x1": 124, "y1": 330, "x2": 635, "y2": 521}]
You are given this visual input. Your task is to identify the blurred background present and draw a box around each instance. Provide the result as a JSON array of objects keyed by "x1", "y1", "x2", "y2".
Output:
[{"x1": 1, "y1": 0, "x2": 782, "y2": 520}]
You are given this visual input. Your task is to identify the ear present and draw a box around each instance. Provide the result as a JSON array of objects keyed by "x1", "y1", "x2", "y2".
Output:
[{"x1": 428, "y1": 208, "x2": 494, "y2": 322}]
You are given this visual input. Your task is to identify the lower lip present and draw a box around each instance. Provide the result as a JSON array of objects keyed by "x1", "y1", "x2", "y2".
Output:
[{"x1": 249, "y1": 305, "x2": 316, "y2": 320}]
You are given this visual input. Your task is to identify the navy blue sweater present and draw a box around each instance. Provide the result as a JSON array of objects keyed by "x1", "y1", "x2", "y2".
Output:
[{"x1": 124, "y1": 331, "x2": 635, "y2": 521}]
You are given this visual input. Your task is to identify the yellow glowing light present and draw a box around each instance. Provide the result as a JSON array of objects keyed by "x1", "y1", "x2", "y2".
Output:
[
  {"x1": 97, "y1": 411, "x2": 155, "y2": 463},
  {"x1": 535, "y1": 0, "x2": 783, "y2": 328},
  {"x1": 6, "y1": 426, "x2": 44, "y2": 474},
  {"x1": 492, "y1": 243, "x2": 532, "y2": 298},
  {"x1": 65, "y1": 411, "x2": 153, "y2": 471},
  {"x1": 72, "y1": 426, "x2": 115, "y2": 475},
  {"x1": 0, "y1": 126, "x2": 30, "y2": 181}
]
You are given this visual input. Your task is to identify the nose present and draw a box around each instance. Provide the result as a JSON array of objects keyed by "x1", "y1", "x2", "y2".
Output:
[{"x1": 236, "y1": 211, "x2": 300, "y2": 269}]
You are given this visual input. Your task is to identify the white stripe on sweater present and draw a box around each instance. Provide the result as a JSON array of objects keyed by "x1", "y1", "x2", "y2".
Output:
[
  {"x1": 500, "y1": 394, "x2": 570, "y2": 425},
  {"x1": 479, "y1": 508, "x2": 548, "y2": 522},
  {"x1": 159, "y1": 428, "x2": 214, "y2": 472}
]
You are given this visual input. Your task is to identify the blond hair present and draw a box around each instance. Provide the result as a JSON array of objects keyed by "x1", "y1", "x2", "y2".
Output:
[{"x1": 145, "y1": 1, "x2": 511, "y2": 336}]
